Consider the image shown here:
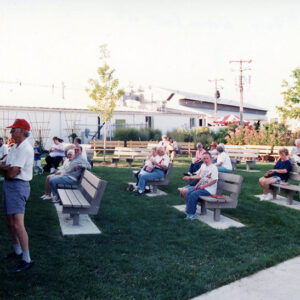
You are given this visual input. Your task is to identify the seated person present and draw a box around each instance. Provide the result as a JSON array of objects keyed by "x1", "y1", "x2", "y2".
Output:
[
  {"x1": 159, "y1": 135, "x2": 170, "y2": 151},
  {"x1": 166, "y1": 138, "x2": 177, "y2": 161},
  {"x1": 209, "y1": 142, "x2": 218, "y2": 162},
  {"x1": 179, "y1": 152, "x2": 218, "y2": 220},
  {"x1": 43, "y1": 137, "x2": 65, "y2": 173},
  {"x1": 68, "y1": 137, "x2": 88, "y2": 161},
  {"x1": 41, "y1": 149, "x2": 75, "y2": 200},
  {"x1": 214, "y1": 145, "x2": 232, "y2": 173},
  {"x1": 33, "y1": 140, "x2": 43, "y2": 175},
  {"x1": 290, "y1": 139, "x2": 300, "y2": 165},
  {"x1": 0, "y1": 137, "x2": 8, "y2": 161},
  {"x1": 134, "y1": 147, "x2": 170, "y2": 196},
  {"x1": 133, "y1": 147, "x2": 157, "y2": 188},
  {"x1": 185, "y1": 142, "x2": 206, "y2": 175},
  {"x1": 49, "y1": 146, "x2": 91, "y2": 201},
  {"x1": 259, "y1": 148, "x2": 292, "y2": 200}
]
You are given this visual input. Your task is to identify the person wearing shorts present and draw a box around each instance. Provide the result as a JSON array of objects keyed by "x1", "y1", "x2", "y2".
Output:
[
  {"x1": 259, "y1": 148, "x2": 292, "y2": 200},
  {"x1": 0, "y1": 119, "x2": 34, "y2": 272}
]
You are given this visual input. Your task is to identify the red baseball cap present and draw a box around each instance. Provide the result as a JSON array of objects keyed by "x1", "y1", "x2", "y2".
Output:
[{"x1": 7, "y1": 119, "x2": 31, "y2": 131}]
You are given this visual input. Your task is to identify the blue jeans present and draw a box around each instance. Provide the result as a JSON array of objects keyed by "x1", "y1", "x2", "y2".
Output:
[
  {"x1": 49, "y1": 175, "x2": 77, "y2": 197},
  {"x1": 217, "y1": 166, "x2": 232, "y2": 173},
  {"x1": 137, "y1": 169, "x2": 165, "y2": 191},
  {"x1": 186, "y1": 188, "x2": 211, "y2": 215},
  {"x1": 188, "y1": 161, "x2": 203, "y2": 174}
]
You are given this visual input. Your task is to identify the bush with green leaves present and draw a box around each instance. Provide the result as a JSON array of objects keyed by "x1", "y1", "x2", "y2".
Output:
[{"x1": 114, "y1": 127, "x2": 161, "y2": 141}]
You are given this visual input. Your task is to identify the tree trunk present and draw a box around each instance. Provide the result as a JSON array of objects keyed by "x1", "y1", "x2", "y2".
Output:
[{"x1": 103, "y1": 122, "x2": 107, "y2": 162}]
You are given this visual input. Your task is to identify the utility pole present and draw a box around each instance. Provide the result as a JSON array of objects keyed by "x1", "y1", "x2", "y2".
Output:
[
  {"x1": 229, "y1": 59, "x2": 252, "y2": 126},
  {"x1": 208, "y1": 78, "x2": 224, "y2": 121},
  {"x1": 61, "y1": 81, "x2": 65, "y2": 99}
]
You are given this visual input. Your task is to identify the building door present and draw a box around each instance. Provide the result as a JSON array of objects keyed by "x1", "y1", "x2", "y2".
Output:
[{"x1": 146, "y1": 116, "x2": 152, "y2": 128}]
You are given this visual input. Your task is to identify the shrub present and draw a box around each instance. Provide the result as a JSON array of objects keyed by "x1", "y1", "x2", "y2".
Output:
[{"x1": 114, "y1": 128, "x2": 161, "y2": 141}]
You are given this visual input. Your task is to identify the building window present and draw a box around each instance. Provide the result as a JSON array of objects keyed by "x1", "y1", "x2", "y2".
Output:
[
  {"x1": 199, "y1": 119, "x2": 203, "y2": 127},
  {"x1": 115, "y1": 119, "x2": 126, "y2": 127},
  {"x1": 145, "y1": 116, "x2": 152, "y2": 128},
  {"x1": 190, "y1": 118, "x2": 195, "y2": 128}
]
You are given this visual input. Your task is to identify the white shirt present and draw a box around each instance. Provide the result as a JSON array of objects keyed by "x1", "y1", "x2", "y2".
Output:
[
  {"x1": 153, "y1": 154, "x2": 170, "y2": 168},
  {"x1": 0, "y1": 144, "x2": 8, "y2": 160},
  {"x1": 5, "y1": 138, "x2": 34, "y2": 181},
  {"x1": 217, "y1": 152, "x2": 232, "y2": 170},
  {"x1": 81, "y1": 145, "x2": 87, "y2": 161},
  {"x1": 198, "y1": 163, "x2": 218, "y2": 194}
]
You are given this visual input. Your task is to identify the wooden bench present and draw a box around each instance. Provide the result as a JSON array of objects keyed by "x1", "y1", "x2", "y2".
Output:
[
  {"x1": 90, "y1": 140, "x2": 124, "y2": 157},
  {"x1": 225, "y1": 147, "x2": 258, "y2": 171},
  {"x1": 245, "y1": 145, "x2": 273, "y2": 162},
  {"x1": 177, "y1": 142, "x2": 195, "y2": 157},
  {"x1": 127, "y1": 141, "x2": 150, "y2": 148},
  {"x1": 270, "y1": 165, "x2": 300, "y2": 205},
  {"x1": 57, "y1": 170, "x2": 107, "y2": 225},
  {"x1": 112, "y1": 147, "x2": 151, "y2": 167},
  {"x1": 198, "y1": 172, "x2": 243, "y2": 221},
  {"x1": 143, "y1": 163, "x2": 173, "y2": 193}
]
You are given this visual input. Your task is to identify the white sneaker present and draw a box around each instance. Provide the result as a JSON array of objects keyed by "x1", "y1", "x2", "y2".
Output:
[
  {"x1": 43, "y1": 195, "x2": 52, "y2": 200},
  {"x1": 50, "y1": 168, "x2": 56, "y2": 174},
  {"x1": 265, "y1": 193, "x2": 273, "y2": 200},
  {"x1": 40, "y1": 194, "x2": 47, "y2": 199},
  {"x1": 261, "y1": 194, "x2": 268, "y2": 200},
  {"x1": 52, "y1": 196, "x2": 59, "y2": 203}
]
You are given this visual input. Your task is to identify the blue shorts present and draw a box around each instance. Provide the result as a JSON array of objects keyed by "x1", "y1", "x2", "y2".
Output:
[
  {"x1": 2, "y1": 180, "x2": 30, "y2": 215},
  {"x1": 272, "y1": 176, "x2": 283, "y2": 184}
]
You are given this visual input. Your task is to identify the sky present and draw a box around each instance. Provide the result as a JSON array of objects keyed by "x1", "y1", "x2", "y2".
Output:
[{"x1": 0, "y1": 0, "x2": 299, "y2": 116}]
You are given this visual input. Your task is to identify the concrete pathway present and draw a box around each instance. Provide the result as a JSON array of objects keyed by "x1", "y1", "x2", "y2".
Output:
[{"x1": 194, "y1": 255, "x2": 300, "y2": 300}]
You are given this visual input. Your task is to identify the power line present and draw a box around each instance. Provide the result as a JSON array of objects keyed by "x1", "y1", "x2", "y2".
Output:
[{"x1": 229, "y1": 59, "x2": 252, "y2": 126}]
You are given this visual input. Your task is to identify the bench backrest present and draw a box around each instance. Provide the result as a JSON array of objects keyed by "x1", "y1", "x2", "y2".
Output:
[
  {"x1": 127, "y1": 141, "x2": 150, "y2": 148},
  {"x1": 79, "y1": 170, "x2": 107, "y2": 214},
  {"x1": 164, "y1": 162, "x2": 173, "y2": 183},
  {"x1": 114, "y1": 147, "x2": 151, "y2": 158},
  {"x1": 290, "y1": 165, "x2": 300, "y2": 182},
  {"x1": 217, "y1": 172, "x2": 243, "y2": 202}
]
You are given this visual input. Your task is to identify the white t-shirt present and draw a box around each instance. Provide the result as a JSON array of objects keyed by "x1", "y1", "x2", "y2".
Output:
[
  {"x1": 153, "y1": 154, "x2": 170, "y2": 169},
  {"x1": 217, "y1": 152, "x2": 232, "y2": 170},
  {"x1": 198, "y1": 163, "x2": 218, "y2": 194},
  {"x1": 5, "y1": 138, "x2": 34, "y2": 181},
  {"x1": 0, "y1": 144, "x2": 8, "y2": 160}
]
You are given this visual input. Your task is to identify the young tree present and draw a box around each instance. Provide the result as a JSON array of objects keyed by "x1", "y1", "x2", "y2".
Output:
[
  {"x1": 86, "y1": 45, "x2": 124, "y2": 161},
  {"x1": 277, "y1": 68, "x2": 300, "y2": 121}
]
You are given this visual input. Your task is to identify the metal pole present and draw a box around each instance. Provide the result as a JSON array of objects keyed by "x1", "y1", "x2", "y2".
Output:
[{"x1": 239, "y1": 61, "x2": 244, "y2": 126}]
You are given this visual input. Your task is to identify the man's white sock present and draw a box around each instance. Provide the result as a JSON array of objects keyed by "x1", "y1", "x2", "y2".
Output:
[
  {"x1": 22, "y1": 250, "x2": 31, "y2": 263},
  {"x1": 13, "y1": 244, "x2": 22, "y2": 255}
]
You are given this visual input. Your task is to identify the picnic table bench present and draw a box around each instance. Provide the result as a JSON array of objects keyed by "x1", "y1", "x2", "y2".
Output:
[
  {"x1": 57, "y1": 170, "x2": 107, "y2": 225},
  {"x1": 112, "y1": 147, "x2": 151, "y2": 167},
  {"x1": 245, "y1": 145, "x2": 273, "y2": 162},
  {"x1": 270, "y1": 165, "x2": 300, "y2": 205},
  {"x1": 177, "y1": 142, "x2": 195, "y2": 157},
  {"x1": 127, "y1": 141, "x2": 151, "y2": 148},
  {"x1": 198, "y1": 172, "x2": 243, "y2": 221},
  {"x1": 90, "y1": 140, "x2": 124, "y2": 157},
  {"x1": 225, "y1": 147, "x2": 259, "y2": 171}
]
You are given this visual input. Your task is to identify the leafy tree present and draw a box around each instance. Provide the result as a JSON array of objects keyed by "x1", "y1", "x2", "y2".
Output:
[
  {"x1": 86, "y1": 45, "x2": 124, "y2": 161},
  {"x1": 277, "y1": 68, "x2": 300, "y2": 121}
]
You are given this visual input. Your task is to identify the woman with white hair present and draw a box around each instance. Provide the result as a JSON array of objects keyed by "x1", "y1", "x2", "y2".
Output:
[
  {"x1": 185, "y1": 142, "x2": 206, "y2": 176},
  {"x1": 291, "y1": 139, "x2": 300, "y2": 165},
  {"x1": 41, "y1": 149, "x2": 75, "y2": 200},
  {"x1": 214, "y1": 145, "x2": 233, "y2": 173}
]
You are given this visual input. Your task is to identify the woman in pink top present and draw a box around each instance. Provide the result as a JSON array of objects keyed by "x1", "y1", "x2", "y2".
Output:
[{"x1": 185, "y1": 143, "x2": 206, "y2": 175}]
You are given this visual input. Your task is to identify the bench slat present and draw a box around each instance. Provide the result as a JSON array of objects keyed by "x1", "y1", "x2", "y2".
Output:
[
  {"x1": 58, "y1": 189, "x2": 73, "y2": 207},
  {"x1": 81, "y1": 178, "x2": 97, "y2": 198},
  {"x1": 72, "y1": 189, "x2": 91, "y2": 208},
  {"x1": 65, "y1": 189, "x2": 82, "y2": 208},
  {"x1": 83, "y1": 170, "x2": 100, "y2": 188}
]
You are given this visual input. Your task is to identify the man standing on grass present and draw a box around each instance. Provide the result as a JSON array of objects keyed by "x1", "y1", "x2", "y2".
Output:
[{"x1": 0, "y1": 119, "x2": 34, "y2": 272}]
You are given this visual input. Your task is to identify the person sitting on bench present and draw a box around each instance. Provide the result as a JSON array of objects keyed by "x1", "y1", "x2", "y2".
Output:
[
  {"x1": 134, "y1": 147, "x2": 169, "y2": 196},
  {"x1": 290, "y1": 139, "x2": 300, "y2": 165},
  {"x1": 259, "y1": 147, "x2": 292, "y2": 200},
  {"x1": 185, "y1": 142, "x2": 206, "y2": 176},
  {"x1": 214, "y1": 145, "x2": 232, "y2": 173},
  {"x1": 180, "y1": 152, "x2": 218, "y2": 220},
  {"x1": 43, "y1": 137, "x2": 65, "y2": 173},
  {"x1": 49, "y1": 146, "x2": 91, "y2": 202}
]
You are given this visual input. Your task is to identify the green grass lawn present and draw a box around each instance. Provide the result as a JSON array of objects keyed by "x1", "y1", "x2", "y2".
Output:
[{"x1": 1, "y1": 159, "x2": 300, "y2": 299}]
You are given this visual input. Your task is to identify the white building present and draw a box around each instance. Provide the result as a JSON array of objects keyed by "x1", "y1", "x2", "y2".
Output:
[{"x1": 0, "y1": 84, "x2": 267, "y2": 149}]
